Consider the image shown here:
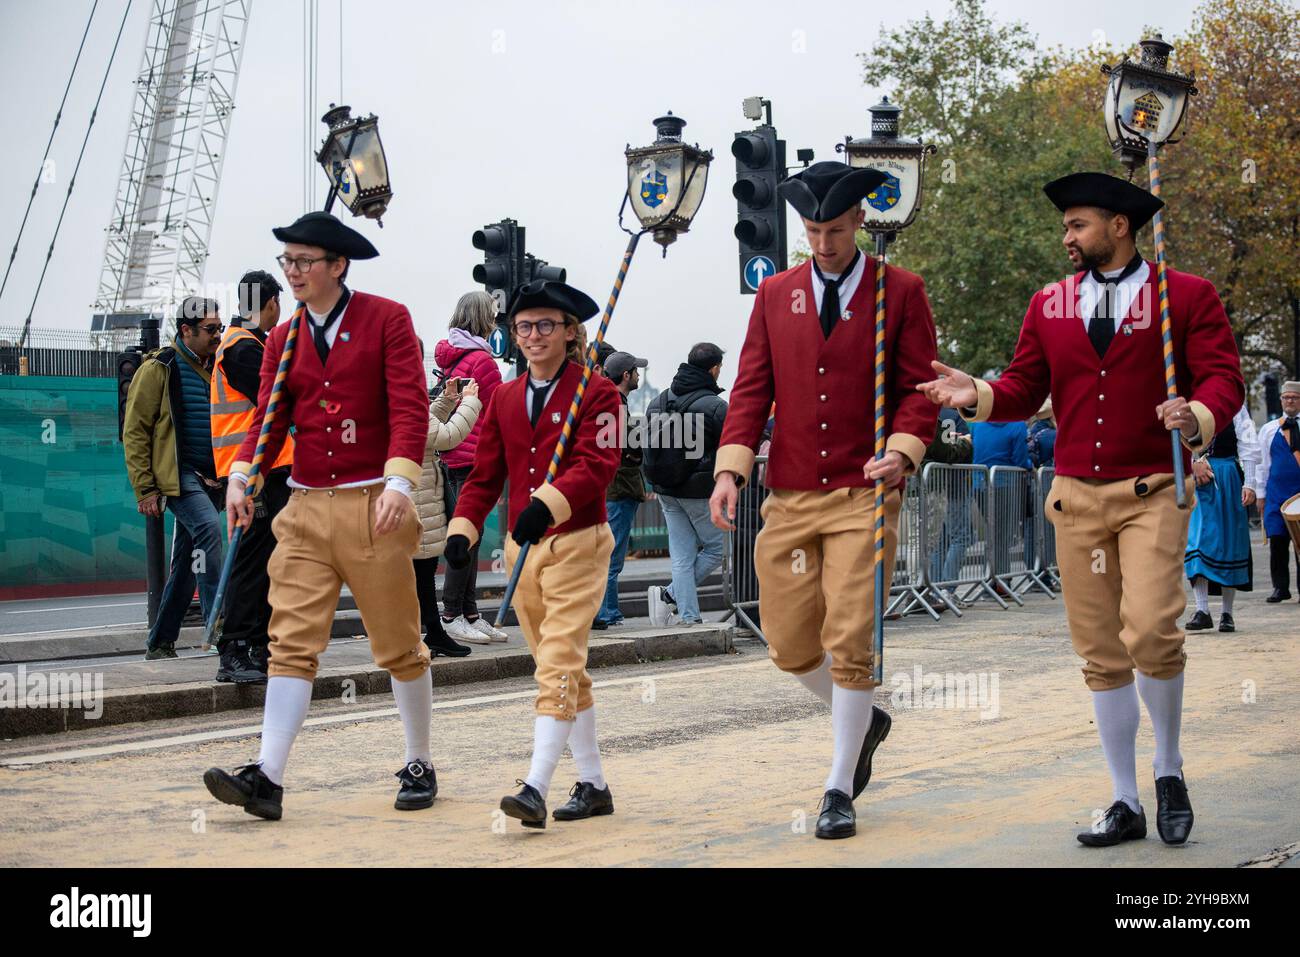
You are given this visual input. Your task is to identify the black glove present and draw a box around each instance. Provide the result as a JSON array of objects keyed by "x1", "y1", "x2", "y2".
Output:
[
  {"x1": 511, "y1": 498, "x2": 553, "y2": 546},
  {"x1": 444, "y1": 534, "x2": 471, "y2": 569}
]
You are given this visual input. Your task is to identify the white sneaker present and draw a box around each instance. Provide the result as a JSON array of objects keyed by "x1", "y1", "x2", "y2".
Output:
[
  {"x1": 647, "y1": 586, "x2": 674, "y2": 627},
  {"x1": 444, "y1": 615, "x2": 492, "y2": 644},
  {"x1": 470, "y1": 617, "x2": 509, "y2": 642}
]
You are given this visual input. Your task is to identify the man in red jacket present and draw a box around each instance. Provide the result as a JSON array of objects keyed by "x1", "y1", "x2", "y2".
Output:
[
  {"x1": 710, "y1": 161, "x2": 940, "y2": 840},
  {"x1": 203, "y1": 212, "x2": 436, "y2": 821},
  {"x1": 445, "y1": 279, "x2": 621, "y2": 828},
  {"x1": 919, "y1": 172, "x2": 1245, "y2": 849}
]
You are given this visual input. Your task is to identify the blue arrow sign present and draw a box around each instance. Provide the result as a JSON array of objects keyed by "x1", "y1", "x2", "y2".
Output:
[
  {"x1": 488, "y1": 327, "x2": 508, "y2": 359},
  {"x1": 744, "y1": 255, "x2": 776, "y2": 292}
]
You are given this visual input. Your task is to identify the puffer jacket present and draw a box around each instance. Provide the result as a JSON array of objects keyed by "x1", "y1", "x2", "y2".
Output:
[
  {"x1": 413, "y1": 391, "x2": 482, "y2": 559},
  {"x1": 122, "y1": 339, "x2": 214, "y2": 500},
  {"x1": 434, "y1": 338, "x2": 501, "y2": 470}
]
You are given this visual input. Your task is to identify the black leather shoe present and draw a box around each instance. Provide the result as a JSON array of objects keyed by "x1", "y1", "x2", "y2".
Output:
[
  {"x1": 1155, "y1": 775, "x2": 1194, "y2": 845},
  {"x1": 1076, "y1": 800, "x2": 1146, "y2": 847},
  {"x1": 394, "y1": 760, "x2": 437, "y2": 810},
  {"x1": 590, "y1": 617, "x2": 609, "y2": 631},
  {"x1": 423, "y1": 630, "x2": 471, "y2": 658},
  {"x1": 500, "y1": 780, "x2": 547, "y2": 829},
  {"x1": 203, "y1": 762, "x2": 283, "y2": 820},
  {"x1": 552, "y1": 781, "x2": 615, "y2": 821},
  {"x1": 1266, "y1": 589, "x2": 1290, "y2": 603},
  {"x1": 1218, "y1": 613, "x2": 1235, "y2": 633},
  {"x1": 815, "y1": 789, "x2": 856, "y2": 839},
  {"x1": 216, "y1": 643, "x2": 267, "y2": 684},
  {"x1": 1184, "y1": 610, "x2": 1213, "y2": 631},
  {"x1": 852, "y1": 706, "x2": 892, "y2": 799}
]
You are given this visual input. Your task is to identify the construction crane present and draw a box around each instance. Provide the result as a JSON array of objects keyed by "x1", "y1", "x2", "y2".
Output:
[{"x1": 91, "y1": 0, "x2": 252, "y2": 345}]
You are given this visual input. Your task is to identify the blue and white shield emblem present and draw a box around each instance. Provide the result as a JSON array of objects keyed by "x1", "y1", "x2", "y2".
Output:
[
  {"x1": 640, "y1": 169, "x2": 668, "y2": 208},
  {"x1": 333, "y1": 160, "x2": 353, "y2": 195},
  {"x1": 866, "y1": 174, "x2": 900, "y2": 213}
]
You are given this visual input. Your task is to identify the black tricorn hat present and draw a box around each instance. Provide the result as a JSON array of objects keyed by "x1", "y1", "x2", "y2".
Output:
[
  {"x1": 272, "y1": 211, "x2": 379, "y2": 260},
  {"x1": 1043, "y1": 172, "x2": 1164, "y2": 232},
  {"x1": 507, "y1": 279, "x2": 600, "y2": 322},
  {"x1": 778, "y1": 161, "x2": 889, "y2": 223}
]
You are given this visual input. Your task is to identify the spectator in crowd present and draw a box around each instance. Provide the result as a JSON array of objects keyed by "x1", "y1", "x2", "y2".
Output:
[
  {"x1": 209, "y1": 271, "x2": 291, "y2": 682},
  {"x1": 970, "y1": 418, "x2": 1032, "y2": 589},
  {"x1": 593, "y1": 351, "x2": 648, "y2": 629},
  {"x1": 643, "y1": 342, "x2": 728, "y2": 626},
  {"x1": 1184, "y1": 402, "x2": 1260, "y2": 632},
  {"x1": 433, "y1": 292, "x2": 506, "y2": 643},
  {"x1": 593, "y1": 340, "x2": 616, "y2": 378},
  {"x1": 1257, "y1": 381, "x2": 1300, "y2": 602},
  {"x1": 123, "y1": 296, "x2": 226, "y2": 660},
  {"x1": 1027, "y1": 398, "x2": 1057, "y2": 468},
  {"x1": 925, "y1": 407, "x2": 974, "y2": 601},
  {"x1": 412, "y1": 374, "x2": 482, "y2": 656}
]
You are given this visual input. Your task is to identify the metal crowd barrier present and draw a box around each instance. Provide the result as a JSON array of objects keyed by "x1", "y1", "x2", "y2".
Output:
[{"x1": 723, "y1": 459, "x2": 1063, "y2": 634}]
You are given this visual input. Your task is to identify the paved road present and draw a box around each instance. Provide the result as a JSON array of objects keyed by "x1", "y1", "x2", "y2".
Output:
[{"x1": 1, "y1": 588, "x2": 1295, "y2": 867}]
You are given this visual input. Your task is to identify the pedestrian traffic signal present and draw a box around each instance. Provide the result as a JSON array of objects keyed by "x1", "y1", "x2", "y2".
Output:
[
  {"x1": 116, "y1": 348, "x2": 142, "y2": 441},
  {"x1": 732, "y1": 124, "x2": 787, "y2": 295}
]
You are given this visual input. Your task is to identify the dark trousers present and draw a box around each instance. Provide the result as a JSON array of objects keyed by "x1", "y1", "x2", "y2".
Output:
[
  {"x1": 1268, "y1": 534, "x2": 1300, "y2": 593},
  {"x1": 413, "y1": 556, "x2": 449, "y2": 640},
  {"x1": 219, "y1": 470, "x2": 291, "y2": 651},
  {"x1": 441, "y1": 466, "x2": 480, "y2": 619}
]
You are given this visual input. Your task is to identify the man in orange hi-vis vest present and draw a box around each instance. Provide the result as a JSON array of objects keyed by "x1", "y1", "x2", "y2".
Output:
[{"x1": 209, "y1": 270, "x2": 294, "y2": 683}]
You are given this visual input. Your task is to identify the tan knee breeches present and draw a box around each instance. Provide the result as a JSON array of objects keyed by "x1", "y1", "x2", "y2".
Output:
[
  {"x1": 266, "y1": 485, "x2": 430, "y2": 682},
  {"x1": 505, "y1": 523, "x2": 614, "y2": 719},
  {"x1": 1046, "y1": 473, "x2": 1192, "y2": 691},
  {"x1": 754, "y1": 486, "x2": 902, "y2": 690}
]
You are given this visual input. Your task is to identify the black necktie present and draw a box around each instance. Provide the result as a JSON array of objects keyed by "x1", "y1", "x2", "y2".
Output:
[
  {"x1": 814, "y1": 251, "x2": 860, "y2": 340},
  {"x1": 527, "y1": 361, "x2": 566, "y2": 427},
  {"x1": 311, "y1": 287, "x2": 351, "y2": 365},
  {"x1": 1087, "y1": 254, "x2": 1143, "y2": 359}
]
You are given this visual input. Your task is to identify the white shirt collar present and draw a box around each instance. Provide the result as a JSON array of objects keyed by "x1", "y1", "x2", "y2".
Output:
[{"x1": 810, "y1": 252, "x2": 868, "y2": 319}]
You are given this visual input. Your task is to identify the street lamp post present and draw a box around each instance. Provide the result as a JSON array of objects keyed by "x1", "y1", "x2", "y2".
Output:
[
  {"x1": 202, "y1": 107, "x2": 392, "y2": 648},
  {"x1": 1102, "y1": 36, "x2": 1199, "y2": 507},
  {"x1": 841, "y1": 97, "x2": 936, "y2": 683},
  {"x1": 495, "y1": 112, "x2": 713, "y2": 627}
]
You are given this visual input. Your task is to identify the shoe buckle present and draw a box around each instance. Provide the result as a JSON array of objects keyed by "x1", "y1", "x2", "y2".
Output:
[{"x1": 406, "y1": 761, "x2": 426, "y2": 779}]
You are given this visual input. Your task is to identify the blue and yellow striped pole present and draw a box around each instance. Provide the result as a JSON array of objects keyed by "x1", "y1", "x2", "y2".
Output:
[
  {"x1": 872, "y1": 233, "x2": 888, "y2": 684},
  {"x1": 202, "y1": 304, "x2": 305, "y2": 646},
  {"x1": 1146, "y1": 140, "x2": 1187, "y2": 508},
  {"x1": 495, "y1": 232, "x2": 643, "y2": 628}
]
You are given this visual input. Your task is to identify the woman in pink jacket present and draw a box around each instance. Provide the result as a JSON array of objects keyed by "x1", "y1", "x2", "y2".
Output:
[{"x1": 433, "y1": 291, "x2": 505, "y2": 644}]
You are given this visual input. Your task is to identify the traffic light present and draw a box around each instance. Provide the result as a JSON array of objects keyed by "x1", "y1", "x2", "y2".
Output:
[
  {"x1": 116, "y1": 348, "x2": 142, "y2": 441},
  {"x1": 732, "y1": 125, "x2": 787, "y2": 295},
  {"x1": 524, "y1": 254, "x2": 566, "y2": 285},
  {"x1": 472, "y1": 219, "x2": 524, "y2": 314}
]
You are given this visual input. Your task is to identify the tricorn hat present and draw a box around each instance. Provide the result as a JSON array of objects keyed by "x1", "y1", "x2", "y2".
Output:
[
  {"x1": 272, "y1": 211, "x2": 379, "y2": 260},
  {"x1": 777, "y1": 161, "x2": 889, "y2": 223},
  {"x1": 507, "y1": 279, "x2": 600, "y2": 322},
  {"x1": 1043, "y1": 172, "x2": 1164, "y2": 233}
]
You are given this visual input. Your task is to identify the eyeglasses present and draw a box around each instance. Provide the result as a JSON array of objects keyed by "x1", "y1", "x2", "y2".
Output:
[
  {"x1": 276, "y1": 254, "x2": 337, "y2": 273},
  {"x1": 513, "y1": 319, "x2": 559, "y2": 338},
  {"x1": 198, "y1": 323, "x2": 224, "y2": 335}
]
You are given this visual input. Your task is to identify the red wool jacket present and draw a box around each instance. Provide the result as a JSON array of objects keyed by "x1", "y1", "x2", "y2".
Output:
[
  {"x1": 716, "y1": 259, "x2": 940, "y2": 489},
  {"x1": 447, "y1": 360, "x2": 621, "y2": 546},
  {"x1": 232, "y1": 290, "x2": 428, "y2": 487},
  {"x1": 964, "y1": 264, "x2": 1244, "y2": 478}
]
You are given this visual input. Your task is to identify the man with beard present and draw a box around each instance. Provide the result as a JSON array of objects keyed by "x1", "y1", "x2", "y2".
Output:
[{"x1": 918, "y1": 172, "x2": 1244, "y2": 849}]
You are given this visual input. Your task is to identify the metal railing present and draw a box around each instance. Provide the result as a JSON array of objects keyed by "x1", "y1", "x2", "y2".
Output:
[
  {"x1": 722, "y1": 460, "x2": 1063, "y2": 636},
  {"x1": 0, "y1": 327, "x2": 130, "y2": 378}
]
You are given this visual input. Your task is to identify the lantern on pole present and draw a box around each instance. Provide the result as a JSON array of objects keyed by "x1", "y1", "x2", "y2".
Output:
[
  {"x1": 840, "y1": 97, "x2": 936, "y2": 683},
  {"x1": 318, "y1": 104, "x2": 393, "y2": 223},
  {"x1": 1102, "y1": 36, "x2": 1198, "y2": 507},
  {"x1": 494, "y1": 113, "x2": 713, "y2": 627}
]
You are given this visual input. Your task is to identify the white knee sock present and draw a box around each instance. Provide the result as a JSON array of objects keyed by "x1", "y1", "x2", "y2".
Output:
[
  {"x1": 569, "y1": 707, "x2": 606, "y2": 790},
  {"x1": 257, "y1": 676, "x2": 313, "y2": 786},
  {"x1": 826, "y1": 686, "x2": 874, "y2": 796},
  {"x1": 1221, "y1": 587, "x2": 1235, "y2": 613},
  {"x1": 1192, "y1": 576, "x2": 1209, "y2": 613},
  {"x1": 391, "y1": 669, "x2": 433, "y2": 765},
  {"x1": 1136, "y1": 671, "x2": 1184, "y2": 780},
  {"x1": 1092, "y1": 683, "x2": 1141, "y2": 812},
  {"x1": 795, "y1": 653, "x2": 834, "y2": 706},
  {"x1": 525, "y1": 715, "x2": 573, "y2": 799}
]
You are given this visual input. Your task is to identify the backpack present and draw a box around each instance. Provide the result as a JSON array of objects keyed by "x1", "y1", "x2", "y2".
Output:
[{"x1": 641, "y1": 388, "x2": 712, "y2": 489}]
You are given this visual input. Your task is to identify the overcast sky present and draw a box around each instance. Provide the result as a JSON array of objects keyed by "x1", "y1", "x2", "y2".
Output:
[{"x1": 0, "y1": 0, "x2": 1198, "y2": 391}]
